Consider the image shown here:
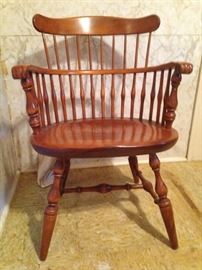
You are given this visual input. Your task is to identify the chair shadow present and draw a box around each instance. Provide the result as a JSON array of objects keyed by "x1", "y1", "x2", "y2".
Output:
[
  {"x1": 27, "y1": 210, "x2": 42, "y2": 256},
  {"x1": 111, "y1": 191, "x2": 169, "y2": 247},
  {"x1": 23, "y1": 164, "x2": 170, "y2": 256}
]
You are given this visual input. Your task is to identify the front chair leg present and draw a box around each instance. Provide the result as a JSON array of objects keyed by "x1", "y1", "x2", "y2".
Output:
[
  {"x1": 40, "y1": 159, "x2": 69, "y2": 261},
  {"x1": 149, "y1": 153, "x2": 178, "y2": 249}
]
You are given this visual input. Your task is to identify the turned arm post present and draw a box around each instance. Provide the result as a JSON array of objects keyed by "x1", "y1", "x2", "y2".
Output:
[
  {"x1": 164, "y1": 69, "x2": 181, "y2": 128},
  {"x1": 12, "y1": 65, "x2": 41, "y2": 134},
  {"x1": 164, "y1": 62, "x2": 193, "y2": 128}
]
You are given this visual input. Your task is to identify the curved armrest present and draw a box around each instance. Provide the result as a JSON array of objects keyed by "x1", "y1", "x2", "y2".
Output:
[
  {"x1": 172, "y1": 62, "x2": 193, "y2": 74},
  {"x1": 12, "y1": 65, "x2": 41, "y2": 134},
  {"x1": 12, "y1": 65, "x2": 31, "y2": 79}
]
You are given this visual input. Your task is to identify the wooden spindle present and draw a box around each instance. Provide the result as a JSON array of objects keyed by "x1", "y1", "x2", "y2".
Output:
[
  {"x1": 121, "y1": 35, "x2": 127, "y2": 118},
  {"x1": 63, "y1": 183, "x2": 143, "y2": 194},
  {"x1": 145, "y1": 32, "x2": 152, "y2": 67},
  {"x1": 30, "y1": 73, "x2": 38, "y2": 99},
  {"x1": 76, "y1": 36, "x2": 86, "y2": 119},
  {"x1": 36, "y1": 73, "x2": 45, "y2": 126},
  {"x1": 149, "y1": 71, "x2": 156, "y2": 121},
  {"x1": 100, "y1": 36, "x2": 105, "y2": 118},
  {"x1": 130, "y1": 34, "x2": 139, "y2": 119},
  {"x1": 156, "y1": 70, "x2": 164, "y2": 123},
  {"x1": 42, "y1": 33, "x2": 51, "y2": 68},
  {"x1": 111, "y1": 35, "x2": 115, "y2": 118},
  {"x1": 42, "y1": 74, "x2": 51, "y2": 125},
  {"x1": 134, "y1": 34, "x2": 139, "y2": 68},
  {"x1": 162, "y1": 69, "x2": 172, "y2": 125},
  {"x1": 139, "y1": 72, "x2": 147, "y2": 120},
  {"x1": 53, "y1": 35, "x2": 67, "y2": 121},
  {"x1": 43, "y1": 34, "x2": 59, "y2": 122},
  {"x1": 64, "y1": 36, "x2": 76, "y2": 120},
  {"x1": 88, "y1": 35, "x2": 95, "y2": 118},
  {"x1": 139, "y1": 32, "x2": 152, "y2": 119},
  {"x1": 59, "y1": 75, "x2": 67, "y2": 121},
  {"x1": 53, "y1": 35, "x2": 60, "y2": 69},
  {"x1": 49, "y1": 75, "x2": 59, "y2": 123}
]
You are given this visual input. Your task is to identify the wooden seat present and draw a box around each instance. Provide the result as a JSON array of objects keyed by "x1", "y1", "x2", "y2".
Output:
[
  {"x1": 12, "y1": 14, "x2": 193, "y2": 261},
  {"x1": 31, "y1": 119, "x2": 178, "y2": 158}
]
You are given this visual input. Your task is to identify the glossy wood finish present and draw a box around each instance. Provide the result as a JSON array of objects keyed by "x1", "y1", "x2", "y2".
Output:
[
  {"x1": 12, "y1": 62, "x2": 193, "y2": 77},
  {"x1": 129, "y1": 156, "x2": 158, "y2": 201},
  {"x1": 11, "y1": 15, "x2": 193, "y2": 260},
  {"x1": 33, "y1": 14, "x2": 160, "y2": 35},
  {"x1": 63, "y1": 182, "x2": 143, "y2": 194},
  {"x1": 12, "y1": 62, "x2": 192, "y2": 128},
  {"x1": 40, "y1": 159, "x2": 70, "y2": 260},
  {"x1": 31, "y1": 119, "x2": 178, "y2": 158},
  {"x1": 149, "y1": 154, "x2": 178, "y2": 249}
]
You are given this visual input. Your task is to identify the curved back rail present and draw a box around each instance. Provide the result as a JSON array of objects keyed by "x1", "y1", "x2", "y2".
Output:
[{"x1": 26, "y1": 63, "x2": 182, "y2": 128}]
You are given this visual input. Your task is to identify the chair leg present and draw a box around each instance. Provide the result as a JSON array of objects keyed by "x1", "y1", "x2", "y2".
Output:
[
  {"x1": 149, "y1": 153, "x2": 178, "y2": 249},
  {"x1": 129, "y1": 156, "x2": 158, "y2": 200},
  {"x1": 61, "y1": 159, "x2": 70, "y2": 192},
  {"x1": 40, "y1": 159, "x2": 70, "y2": 261},
  {"x1": 128, "y1": 156, "x2": 139, "y2": 183}
]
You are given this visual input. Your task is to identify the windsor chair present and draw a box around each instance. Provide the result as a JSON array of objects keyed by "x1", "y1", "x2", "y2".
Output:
[{"x1": 12, "y1": 14, "x2": 193, "y2": 260}]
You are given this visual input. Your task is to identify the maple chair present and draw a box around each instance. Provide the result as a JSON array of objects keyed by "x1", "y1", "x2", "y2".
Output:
[{"x1": 12, "y1": 14, "x2": 193, "y2": 260}]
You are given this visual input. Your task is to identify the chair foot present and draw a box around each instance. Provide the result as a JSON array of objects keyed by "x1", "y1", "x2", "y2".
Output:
[
  {"x1": 149, "y1": 153, "x2": 178, "y2": 249},
  {"x1": 157, "y1": 198, "x2": 178, "y2": 249},
  {"x1": 40, "y1": 204, "x2": 58, "y2": 260},
  {"x1": 40, "y1": 159, "x2": 70, "y2": 261}
]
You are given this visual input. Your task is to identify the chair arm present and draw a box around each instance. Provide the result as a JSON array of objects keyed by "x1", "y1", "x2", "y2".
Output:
[
  {"x1": 12, "y1": 65, "x2": 32, "y2": 80},
  {"x1": 172, "y1": 62, "x2": 193, "y2": 74},
  {"x1": 11, "y1": 65, "x2": 41, "y2": 134},
  {"x1": 162, "y1": 62, "x2": 193, "y2": 128},
  {"x1": 142, "y1": 62, "x2": 193, "y2": 74},
  {"x1": 13, "y1": 62, "x2": 193, "y2": 76}
]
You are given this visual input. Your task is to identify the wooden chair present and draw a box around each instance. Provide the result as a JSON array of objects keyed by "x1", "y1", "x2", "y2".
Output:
[{"x1": 12, "y1": 14, "x2": 193, "y2": 260}]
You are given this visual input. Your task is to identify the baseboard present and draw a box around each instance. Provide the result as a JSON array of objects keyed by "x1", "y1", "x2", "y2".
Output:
[
  {"x1": 0, "y1": 171, "x2": 20, "y2": 235},
  {"x1": 22, "y1": 156, "x2": 187, "y2": 172},
  {"x1": 70, "y1": 156, "x2": 187, "y2": 169}
]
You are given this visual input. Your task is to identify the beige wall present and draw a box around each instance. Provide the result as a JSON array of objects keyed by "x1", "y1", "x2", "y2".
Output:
[
  {"x1": 188, "y1": 61, "x2": 202, "y2": 160},
  {"x1": 0, "y1": 62, "x2": 18, "y2": 232},
  {"x1": 0, "y1": 0, "x2": 201, "y2": 172}
]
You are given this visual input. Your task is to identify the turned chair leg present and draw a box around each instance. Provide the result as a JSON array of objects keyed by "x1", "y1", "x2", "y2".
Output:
[
  {"x1": 128, "y1": 156, "x2": 139, "y2": 183},
  {"x1": 40, "y1": 158, "x2": 70, "y2": 261},
  {"x1": 149, "y1": 153, "x2": 178, "y2": 249},
  {"x1": 61, "y1": 159, "x2": 70, "y2": 193},
  {"x1": 129, "y1": 156, "x2": 158, "y2": 200}
]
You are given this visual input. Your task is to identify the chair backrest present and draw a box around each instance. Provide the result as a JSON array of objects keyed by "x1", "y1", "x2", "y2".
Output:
[{"x1": 31, "y1": 14, "x2": 174, "y2": 126}]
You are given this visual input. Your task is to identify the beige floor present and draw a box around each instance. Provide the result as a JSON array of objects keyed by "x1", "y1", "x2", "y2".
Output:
[{"x1": 0, "y1": 161, "x2": 202, "y2": 270}]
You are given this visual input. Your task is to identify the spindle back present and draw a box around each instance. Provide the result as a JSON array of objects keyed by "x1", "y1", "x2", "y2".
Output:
[{"x1": 30, "y1": 14, "x2": 175, "y2": 126}]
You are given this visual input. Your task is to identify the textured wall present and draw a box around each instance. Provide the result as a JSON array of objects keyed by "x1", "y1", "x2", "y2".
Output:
[
  {"x1": 0, "y1": 0, "x2": 201, "y2": 171},
  {"x1": 0, "y1": 66, "x2": 17, "y2": 228},
  {"x1": 188, "y1": 64, "x2": 202, "y2": 160}
]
